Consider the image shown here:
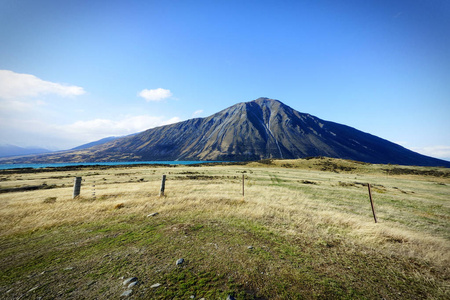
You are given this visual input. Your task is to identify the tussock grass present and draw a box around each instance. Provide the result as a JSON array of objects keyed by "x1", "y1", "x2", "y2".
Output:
[{"x1": 0, "y1": 158, "x2": 449, "y2": 299}]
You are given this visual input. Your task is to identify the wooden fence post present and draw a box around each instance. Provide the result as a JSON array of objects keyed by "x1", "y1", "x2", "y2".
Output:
[
  {"x1": 368, "y1": 183, "x2": 377, "y2": 223},
  {"x1": 73, "y1": 177, "x2": 82, "y2": 199},
  {"x1": 159, "y1": 175, "x2": 166, "y2": 197},
  {"x1": 242, "y1": 174, "x2": 245, "y2": 197}
]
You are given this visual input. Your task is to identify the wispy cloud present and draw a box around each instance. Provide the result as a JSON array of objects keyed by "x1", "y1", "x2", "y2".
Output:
[
  {"x1": 393, "y1": 11, "x2": 404, "y2": 19},
  {"x1": 411, "y1": 145, "x2": 450, "y2": 160},
  {"x1": 0, "y1": 114, "x2": 182, "y2": 149},
  {"x1": 192, "y1": 110, "x2": 204, "y2": 117},
  {"x1": 0, "y1": 70, "x2": 85, "y2": 99},
  {"x1": 138, "y1": 88, "x2": 172, "y2": 102},
  {"x1": 63, "y1": 115, "x2": 181, "y2": 142},
  {"x1": 0, "y1": 112, "x2": 183, "y2": 149}
]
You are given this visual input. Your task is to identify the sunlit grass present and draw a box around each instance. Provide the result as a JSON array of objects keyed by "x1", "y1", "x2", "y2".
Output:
[{"x1": 0, "y1": 158, "x2": 449, "y2": 299}]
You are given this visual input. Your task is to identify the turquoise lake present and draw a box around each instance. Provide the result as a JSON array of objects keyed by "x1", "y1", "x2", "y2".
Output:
[{"x1": 0, "y1": 161, "x2": 220, "y2": 170}]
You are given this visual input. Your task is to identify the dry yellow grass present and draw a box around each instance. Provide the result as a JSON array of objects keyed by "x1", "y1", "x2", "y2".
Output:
[
  {"x1": 1, "y1": 163, "x2": 448, "y2": 265},
  {"x1": 1, "y1": 159, "x2": 449, "y2": 298}
]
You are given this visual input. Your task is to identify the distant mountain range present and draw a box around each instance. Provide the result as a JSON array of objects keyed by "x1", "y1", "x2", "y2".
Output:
[
  {"x1": 0, "y1": 144, "x2": 52, "y2": 158},
  {"x1": 1, "y1": 98, "x2": 449, "y2": 167}
]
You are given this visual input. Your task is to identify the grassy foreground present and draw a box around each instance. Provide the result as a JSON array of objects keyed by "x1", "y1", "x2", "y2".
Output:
[{"x1": 0, "y1": 157, "x2": 449, "y2": 299}]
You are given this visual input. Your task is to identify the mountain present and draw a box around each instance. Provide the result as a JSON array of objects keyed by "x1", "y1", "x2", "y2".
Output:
[
  {"x1": 0, "y1": 144, "x2": 52, "y2": 158},
  {"x1": 1, "y1": 98, "x2": 449, "y2": 167}
]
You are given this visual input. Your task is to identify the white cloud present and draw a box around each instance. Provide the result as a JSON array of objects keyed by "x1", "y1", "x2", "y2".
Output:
[
  {"x1": 0, "y1": 70, "x2": 85, "y2": 99},
  {"x1": 0, "y1": 99, "x2": 48, "y2": 113},
  {"x1": 410, "y1": 146, "x2": 450, "y2": 160},
  {"x1": 0, "y1": 114, "x2": 182, "y2": 150},
  {"x1": 0, "y1": 99, "x2": 34, "y2": 112},
  {"x1": 138, "y1": 88, "x2": 172, "y2": 102},
  {"x1": 192, "y1": 110, "x2": 204, "y2": 117},
  {"x1": 64, "y1": 115, "x2": 181, "y2": 141},
  {"x1": 162, "y1": 117, "x2": 182, "y2": 125}
]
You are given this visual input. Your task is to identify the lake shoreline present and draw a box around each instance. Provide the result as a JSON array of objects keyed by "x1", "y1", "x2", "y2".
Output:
[{"x1": 0, "y1": 160, "x2": 234, "y2": 172}]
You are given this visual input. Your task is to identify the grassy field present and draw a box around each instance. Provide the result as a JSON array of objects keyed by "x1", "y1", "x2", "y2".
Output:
[{"x1": 0, "y1": 157, "x2": 449, "y2": 299}]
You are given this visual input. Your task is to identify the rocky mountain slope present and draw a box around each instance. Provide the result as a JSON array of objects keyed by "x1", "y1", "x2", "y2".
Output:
[{"x1": 2, "y1": 98, "x2": 449, "y2": 167}]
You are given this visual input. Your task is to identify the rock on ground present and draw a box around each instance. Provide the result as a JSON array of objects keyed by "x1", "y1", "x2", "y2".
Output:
[
  {"x1": 123, "y1": 277, "x2": 138, "y2": 286},
  {"x1": 120, "y1": 290, "x2": 133, "y2": 297}
]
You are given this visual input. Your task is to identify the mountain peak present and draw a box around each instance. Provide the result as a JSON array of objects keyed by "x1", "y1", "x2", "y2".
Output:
[
  {"x1": 253, "y1": 97, "x2": 275, "y2": 102},
  {"x1": 251, "y1": 97, "x2": 281, "y2": 106}
]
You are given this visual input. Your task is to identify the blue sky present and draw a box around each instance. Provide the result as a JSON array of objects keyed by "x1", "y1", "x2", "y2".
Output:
[{"x1": 0, "y1": 0, "x2": 449, "y2": 160}]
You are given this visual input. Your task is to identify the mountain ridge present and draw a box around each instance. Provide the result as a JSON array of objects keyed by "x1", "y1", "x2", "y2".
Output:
[
  {"x1": 1, "y1": 98, "x2": 449, "y2": 167},
  {"x1": 0, "y1": 144, "x2": 52, "y2": 158},
  {"x1": 70, "y1": 136, "x2": 120, "y2": 151}
]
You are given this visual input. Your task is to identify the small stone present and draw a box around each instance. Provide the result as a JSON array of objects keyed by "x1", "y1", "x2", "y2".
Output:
[
  {"x1": 123, "y1": 277, "x2": 138, "y2": 286},
  {"x1": 87, "y1": 281, "x2": 96, "y2": 287},
  {"x1": 128, "y1": 281, "x2": 138, "y2": 288},
  {"x1": 190, "y1": 296, "x2": 195, "y2": 299},
  {"x1": 64, "y1": 267, "x2": 74, "y2": 270},
  {"x1": 176, "y1": 258, "x2": 185, "y2": 265},
  {"x1": 150, "y1": 283, "x2": 161, "y2": 288},
  {"x1": 147, "y1": 212, "x2": 159, "y2": 217},
  {"x1": 120, "y1": 289, "x2": 133, "y2": 297}
]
